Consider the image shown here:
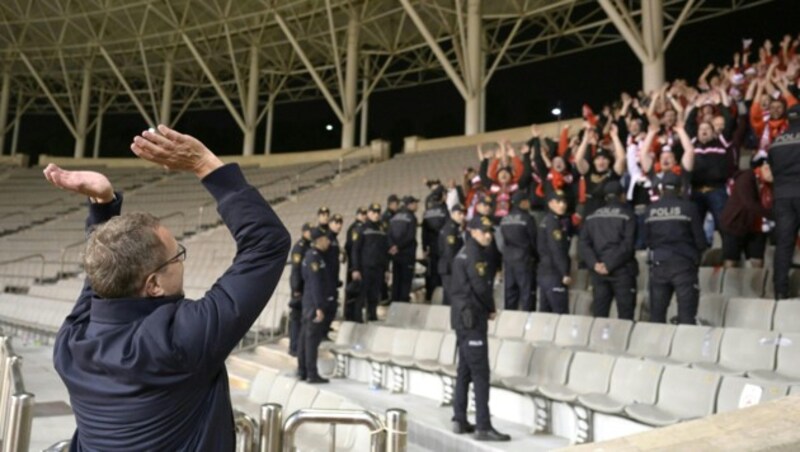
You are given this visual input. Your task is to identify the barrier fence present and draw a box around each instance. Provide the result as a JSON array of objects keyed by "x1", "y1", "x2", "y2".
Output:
[{"x1": 0, "y1": 336, "x2": 34, "y2": 452}]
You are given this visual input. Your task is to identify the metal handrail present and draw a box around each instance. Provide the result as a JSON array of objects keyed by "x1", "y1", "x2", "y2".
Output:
[
  {"x1": 43, "y1": 440, "x2": 71, "y2": 452},
  {"x1": 60, "y1": 239, "x2": 86, "y2": 276},
  {"x1": 0, "y1": 254, "x2": 45, "y2": 284},
  {"x1": 282, "y1": 409, "x2": 385, "y2": 452},
  {"x1": 0, "y1": 336, "x2": 34, "y2": 452},
  {"x1": 235, "y1": 410, "x2": 258, "y2": 452}
]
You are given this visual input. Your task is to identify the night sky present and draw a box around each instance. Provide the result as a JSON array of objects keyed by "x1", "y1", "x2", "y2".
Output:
[{"x1": 6, "y1": 0, "x2": 797, "y2": 162}]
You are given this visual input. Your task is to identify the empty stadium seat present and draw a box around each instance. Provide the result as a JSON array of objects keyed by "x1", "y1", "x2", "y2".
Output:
[
  {"x1": 698, "y1": 267, "x2": 724, "y2": 294},
  {"x1": 493, "y1": 310, "x2": 530, "y2": 339},
  {"x1": 722, "y1": 268, "x2": 767, "y2": 298},
  {"x1": 285, "y1": 383, "x2": 320, "y2": 415},
  {"x1": 577, "y1": 357, "x2": 664, "y2": 414},
  {"x1": 371, "y1": 328, "x2": 419, "y2": 364},
  {"x1": 537, "y1": 351, "x2": 615, "y2": 402},
  {"x1": 695, "y1": 293, "x2": 727, "y2": 326},
  {"x1": 490, "y1": 340, "x2": 534, "y2": 385},
  {"x1": 553, "y1": 315, "x2": 593, "y2": 348},
  {"x1": 582, "y1": 318, "x2": 633, "y2": 353},
  {"x1": 267, "y1": 374, "x2": 298, "y2": 408},
  {"x1": 354, "y1": 326, "x2": 396, "y2": 360},
  {"x1": 764, "y1": 269, "x2": 800, "y2": 299},
  {"x1": 384, "y1": 304, "x2": 415, "y2": 327},
  {"x1": 247, "y1": 368, "x2": 279, "y2": 403},
  {"x1": 569, "y1": 290, "x2": 593, "y2": 317},
  {"x1": 724, "y1": 298, "x2": 775, "y2": 330},
  {"x1": 772, "y1": 300, "x2": 800, "y2": 333},
  {"x1": 523, "y1": 312, "x2": 560, "y2": 343},
  {"x1": 570, "y1": 269, "x2": 590, "y2": 291},
  {"x1": 649, "y1": 325, "x2": 723, "y2": 366},
  {"x1": 715, "y1": 376, "x2": 789, "y2": 414},
  {"x1": 748, "y1": 332, "x2": 800, "y2": 383},
  {"x1": 623, "y1": 323, "x2": 677, "y2": 359},
  {"x1": 501, "y1": 347, "x2": 574, "y2": 393},
  {"x1": 423, "y1": 305, "x2": 450, "y2": 331},
  {"x1": 392, "y1": 330, "x2": 443, "y2": 368},
  {"x1": 415, "y1": 331, "x2": 457, "y2": 375},
  {"x1": 624, "y1": 366, "x2": 720, "y2": 426},
  {"x1": 693, "y1": 328, "x2": 779, "y2": 376},
  {"x1": 330, "y1": 324, "x2": 375, "y2": 356}
]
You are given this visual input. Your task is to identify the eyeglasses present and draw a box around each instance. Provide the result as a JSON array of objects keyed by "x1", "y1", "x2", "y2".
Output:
[{"x1": 152, "y1": 243, "x2": 186, "y2": 274}]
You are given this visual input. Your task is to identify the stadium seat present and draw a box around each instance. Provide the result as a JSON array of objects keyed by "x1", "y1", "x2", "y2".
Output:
[
  {"x1": 371, "y1": 328, "x2": 419, "y2": 364},
  {"x1": 493, "y1": 310, "x2": 530, "y2": 339},
  {"x1": 553, "y1": 315, "x2": 594, "y2": 348},
  {"x1": 523, "y1": 312, "x2": 560, "y2": 343},
  {"x1": 723, "y1": 298, "x2": 775, "y2": 330},
  {"x1": 247, "y1": 368, "x2": 279, "y2": 403},
  {"x1": 384, "y1": 304, "x2": 415, "y2": 327},
  {"x1": 569, "y1": 290, "x2": 593, "y2": 317},
  {"x1": 748, "y1": 333, "x2": 800, "y2": 383},
  {"x1": 285, "y1": 383, "x2": 320, "y2": 416},
  {"x1": 577, "y1": 357, "x2": 664, "y2": 414},
  {"x1": 537, "y1": 351, "x2": 616, "y2": 402},
  {"x1": 490, "y1": 340, "x2": 534, "y2": 385},
  {"x1": 624, "y1": 366, "x2": 720, "y2": 426},
  {"x1": 422, "y1": 305, "x2": 450, "y2": 331},
  {"x1": 695, "y1": 294, "x2": 727, "y2": 326},
  {"x1": 392, "y1": 330, "x2": 443, "y2": 368},
  {"x1": 351, "y1": 326, "x2": 395, "y2": 360},
  {"x1": 502, "y1": 346, "x2": 574, "y2": 393},
  {"x1": 764, "y1": 269, "x2": 800, "y2": 299},
  {"x1": 582, "y1": 318, "x2": 633, "y2": 353},
  {"x1": 407, "y1": 305, "x2": 431, "y2": 329},
  {"x1": 698, "y1": 267, "x2": 724, "y2": 294},
  {"x1": 623, "y1": 323, "x2": 677, "y2": 359},
  {"x1": 267, "y1": 374, "x2": 298, "y2": 408},
  {"x1": 487, "y1": 337, "x2": 503, "y2": 370},
  {"x1": 649, "y1": 325, "x2": 723, "y2": 366},
  {"x1": 722, "y1": 268, "x2": 767, "y2": 298},
  {"x1": 693, "y1": 328, "x2": 779, "y2": 376},
  {"x1": 328, "y1": 323, "x2": 373, "y2": 355},
  {"x1": 415, "y1": 331, "x2": 457, "y2": 375},
  {"x1": 715, "y1": 376, "x2": 788, "y2": 414},
  {"x1": 570, "y1": 269, "x2": 590, "y2": 291},
  {"x1": 772, "y1": 299, "x2": 800, "y2": 333}
]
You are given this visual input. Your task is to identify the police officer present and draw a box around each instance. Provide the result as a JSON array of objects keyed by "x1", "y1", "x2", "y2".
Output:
[
  {"x1": 381, "y1": 195, "x2": 400, "y2": 301},
  {"x1": 473, "y1": 194, "x2": 502, "y2": 281},
  {"x1": 500, "y1": 191, "x2": 538, "y2": 311},
  {"x1": 578, "y1": 181, "x2": 638, "y2": 319},
  {"x1": 423, "y1": 186, "x2": 449, "y2": 301},
  {"x1": 450, "y1": 215, "x2": 510, "y2": 442},
  {"x1": 768, "y1": 104, "x2": 800, "y2": 299},
  {"x1": 351, "y1": 203, "x2": 390, "y2": 321},
  {"x1": 288, "y1": 222, "x2": 313, "y2": 356},
  {"x1": 297, "y1": 227, "x2": 331, "y2": 383},
  {"x1": 537, "y1": 189, "x2": 573, "y2": 313},
  {"x1": 438, "y1": 204, "x2": 466, "y2": 306},
  {"x1": 317, "y1": 206, "x2": 331, "y2": 231},
  {"x1": 345, "y1": 207, "x2": 367, "y2": 285},
  {"x1": 644, "y1": 172, "x2": 707, "y2": 324},
  {"x1": 321, "y1": 213, "x2": 344, "y2": 332},
  {"x1": 389, "y1": 196, "x2": 419, "y2": 302}
]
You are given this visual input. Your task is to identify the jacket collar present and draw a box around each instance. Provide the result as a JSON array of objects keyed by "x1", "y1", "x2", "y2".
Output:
[{"x1": 90, "y1": 294, "x2": 184, "y2": 324}]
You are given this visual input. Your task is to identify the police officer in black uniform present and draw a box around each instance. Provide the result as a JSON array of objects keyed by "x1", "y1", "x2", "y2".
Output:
[
  {"x1": 450, "y1": 215, "x2": 510, "y2": 442},
  {"x1": 579, "y1": 181, "x2": 638, "y2": 319},
  {"x1": 389, "y1": 196, "x2": 419, "y2": 302},
  {"x1": 644, "y1": 172, "x2": 707, "y2": 324},
  {"x1": 423, "y1": 186, "x2": 449, "y2": 301},
  {"x1": 381, "y1": 195, "x2": 400, "y2": 301},
  {"x1": 500, "y1": 191, "x2": 538, "y2": 311},
  {"x1": 317, "y1": 206, "x2": 331, "y2": 231},
  {"x1": 297, "y1": 227, "x2": 331, "y2": 383},
  {"x1": 537, "y1": 189, "x2": 573, "y2": 313},
  {"x1": 288, "y1": 222, "x2": 313, "y2": 356},
  {"x1": 438, "y1": 204, "x2": 466, "y2": 306},
  {"x1": 345, "y1": 207, "x2": 367, "y2": 285},
  {"x1": 768, "y1": 104, "x2": 800, "y2": 299},
  {"x1": 473, "y1": 194, "x2": 502, "y2": 281},
  {"x1": 321, "y1": 213, "x2": 344, "y2": 332},
  {"x1": 351, "y1": 203, "x2": 390, "y2": 321}
]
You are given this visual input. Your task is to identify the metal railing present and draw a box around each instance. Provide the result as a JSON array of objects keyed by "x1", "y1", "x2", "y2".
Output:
[
  {"x1": 0, "y1": 254, "x2": 46, "y2": 288},
  {"x1": 0, "y1": 336, "x2": 35, "y2": 452},
  {"x1": 59, "y1": 239, "x2": 86, "y2": 276}
]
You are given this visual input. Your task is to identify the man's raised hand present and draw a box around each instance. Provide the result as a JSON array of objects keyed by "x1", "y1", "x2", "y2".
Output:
[
  {"x1": 131, "y1": 125, "x2": 224, "y2": 179},
  {"x1": 43, "y1": 164, "x2": 114, "y2": 204}
]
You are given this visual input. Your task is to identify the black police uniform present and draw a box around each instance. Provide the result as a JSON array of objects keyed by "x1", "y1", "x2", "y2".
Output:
[
  {"x1": 578, "y1": 183, "x2": 638, "y2": 319},
  {"x1": 388, "y1": 200, "x2": 418, "y2": 302},
  {"x1": 644, "y1": 173, "x2": 707, "y2": 323},
  {"x1": 288, "y1": 235, "x2": 310, "y2": 355},
  {"x1": 381, "y1": 196, "x2": 399, "y2": 300},
  {"x1": 352, "y1": 211, "x2": 390, "y2": 321},
  {"x1": 344, "y1": 213, "x2": 365, "y2": 286},
  {"x1": 450, "y1": 216, "x2": 496, "y2": 433},
  {"x1": 499, "y1": 194, "x2": 538, "y2": 311},
  {"x1": 438, "y1": 209, "x2": 465, "y2": 306},
  {"x1": 422, "y1": 190, "x2": 449, "y2": 301},
  {"x1": 322, "y1": 226, "x2": 341, "y2": 332},
  {"x1": 537, "y1": 193, "x2": 572, "y2": 313},
  {"x1": 768, "y1": 106, "x2": 800, "y2": 299},
  {"x1": 297, "y1": 245, "x2": 330, "y2": 380}
]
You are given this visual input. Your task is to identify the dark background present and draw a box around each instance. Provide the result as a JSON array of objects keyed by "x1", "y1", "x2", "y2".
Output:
[{"x1": 6, "y1": 0, "x2": 797, "y2": 162}]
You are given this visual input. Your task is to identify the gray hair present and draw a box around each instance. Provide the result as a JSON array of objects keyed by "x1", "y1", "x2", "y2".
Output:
[{"x1": 84, "y1": 212, "x2": 167, "y2": 298}]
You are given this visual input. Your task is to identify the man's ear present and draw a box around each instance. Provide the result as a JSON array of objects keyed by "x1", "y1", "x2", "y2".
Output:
[{"x1": 143, "y1": 273, "x2": 165, "y2": 298}]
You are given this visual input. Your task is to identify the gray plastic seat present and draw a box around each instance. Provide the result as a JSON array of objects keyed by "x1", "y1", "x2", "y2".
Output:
[
  {"x1": 553, "y1": 315, "x2": 594, "y2": 348},
  {"x1": 394, "y1": 330, "x2": 443, "y2": 367},
  {"x1": 625, "y1": 366, "x2": 721, "y2": 426},
  {"x1": 693, "y1": 328, "x2": 779, "y2": 376},
  {"x1": 569, "y1": 290, "x2": 593, "y2": 317},
  {"x1": 715, "y1": 376, "x2": 788, "y2": 413},
  {"x1": 577, "y1": 357, "x2": 664, "y2": 414},
  {"x1": 267, "y1": 374, "x2": 298, "y2": 408},
  {"x1": 490, "y1": 340, "x2": 533, "y2": 385},
  {"x1": 407, "y1": 304, "x2": 431, "y2": 329},
  {"x1": 352, "y1": 326, "x2": 396, "y2": 360},
  {"x1": 748, "y1": 333, "x2": 800, "y2": 383},
  {"x1": 624, "y1": 323, "x2": 677, "y2": 359},
  {"x1": 582, "y1": 318, "x2": 633, "y2": 353},
  {"x1": 246, "y1": 368, "x2": 279, "y2": 403},
  {"x1": 371, "y1": 328, "x2": 419, "y2": 364},
  {"x1": 570, "y1": 269, "x2": 590, "y2": 290},
  {"x1": 537, "y1": 351, "x2": 616, "y2": 402},
  {"x1": 502, "y1": 346, "x2": 573, "y2": 393},
  {"x1": 698, "y1": 267, "x2": 723, "y2": 294},
  {"x1": 423, "y1": 305, "x2": 451, "y2": 331},
  {"x1": 383, "y1": 303, "x2": 415, "y2": 327},
  {"x1": 487, "y1": 337, "x2": 502, "y2": 370},
  {"x1": 649, "y1": 325, "x2": 723, "y2": 366},
  {"x1": 330, "y1": 324, "x2": 375, "y2": 356},
  {"x1": 773, "y1": 300, "x2": 800, "y2": 333},
  {"x1": 285, "y1": 383, "x2": 320, "y2": 416},
  {"x1": 722, "y1": 268, "x2": 767, "y2": 298},
  {"x1": 523, "y1": 312, "x2": 560, "y2": 343},
  {"x1": 493, "y1": 310, "x2": 530, "y2": 339},
  {"x1": 415, "y1": 331, "x2": 457, "y2": 374},
  {"x1": 724, "y1": 298, "x2": 775, "y2": 330}
]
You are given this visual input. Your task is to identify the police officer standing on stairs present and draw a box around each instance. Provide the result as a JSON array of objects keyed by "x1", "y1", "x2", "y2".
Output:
[
  {"x1": 351, "y1": 203, "x2": 390, "y2": 321},
  {"x1": 389, "y1": 196, "x2": 419, "y2": 302},
  {"x1": 768, "y1": 104, "x2": 800, "y2": 300},
  {"x1": 297, "y1": 227, "x2": 331, "y2": 384},
  {"x1": 345, "y1": 207, "x2": 367, "y2": 287},
  {"x1": 288, "y1": 222, "x2": 313, "y2": 356},
  {"x1": 423, "y1": 186, "x2": 449, "y2": 301},
  {"x1": 450, "y1": 215, "x2": 511, "y2": 442},
  {"x1": 500, "y1": 191, "x2": 538, "y2": 311},
  {"x1": 321, "y1": 213, "x2": 344, "y2": 333},
  {"x1": 644, "y1": 171, "x2": 707, "y2": 324},
  {"x1": 438, "y1": 204, "x2": 466, "y2": 306},
  {"x1": 537, "y1": 190, "x2": 573, "y2": 313},
  {"x1": 579, "y1": 181, "x2": 638, "y2": 319}
]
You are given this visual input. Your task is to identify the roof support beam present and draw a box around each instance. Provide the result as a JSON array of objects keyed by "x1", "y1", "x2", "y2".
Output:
[
  {"x1": 243, "y1": 44, "x2": 259, "y2": 156},
  {"x1": 464, "y1": 0, "x2": 482, "y2": 135},
  {"x1": 18, "y1": 52, "x2": 78, "y2": 138},
  {"x1": 0, "y1": 71, "x2": 10, "y2": 155},
  {"x1": 597, "y1": 0, "x2": 649, "y2": 63},
  {"x1": 484, "y1": 16, "x2": 522, "y2": 88},
  {"x1": 341, "y1": 13, "x2": 359, "y2": 149},
  {"x1": 99, "y1": 46, "x2": 156, "y2": 127},
  {"x1": 160, "y1": 59, "x2": 174, "y2": 127},
  {"x1": 325, "y1": 0, "x2": 346, "y2": 101},
  {"x1": 73, "y1": 61, "x2": 92, "y2": 158},
  {"x1": 662, "y1": 0, "x2": 694, "y2": 52}
]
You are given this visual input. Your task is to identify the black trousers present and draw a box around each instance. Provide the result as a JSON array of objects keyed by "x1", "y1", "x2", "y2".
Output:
[
  {"x1": 322, "y1": 298, "x2": 337, "y2": 334},
  {"x1": 591, "y1": 271, "x2": 637, "y2": 319},
  {"x1": 297, "y1": 314, "x2": 325, "y2": 379},
  {"x1": 360, "y1": 267, "x2": 384, "y2": 321},
  {"x1": 773, "y1": 198, "x2": 800, "y2": 299},
  {"x1": 288, "y1": 302, "x2": 301, "y2": 355},
  {"x1": 425, "y1": 254, "x2": 442, "y2": 301},
  {"x1": 441, "y1": 273, "x2": 452, "y2": 305},
  {"x1": 504, "y1": 260, "x2": 535, "y2": 311},
  {"x1": 391, "y1": 258, "x2": 415, "y2": 302},
  {"x1": 649, "y1": 260, "x2": 699, "y2": 324},
  {"x1": 538, "y1": 275, "x2": 569, "y2": 313},
  {"x1": 453, "y1": 329, "x2": 492, "y2": 430}
]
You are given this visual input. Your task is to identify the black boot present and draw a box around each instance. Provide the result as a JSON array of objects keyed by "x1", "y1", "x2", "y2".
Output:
[
  {"x1": 474, "y1": 427, "x2": 511, "y2": 442},
  {"x1": 451, "y1": 421, "x2": 475, "y2": 434}
]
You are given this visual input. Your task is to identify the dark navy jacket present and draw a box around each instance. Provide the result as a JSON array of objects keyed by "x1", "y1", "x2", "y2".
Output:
[
  {"x1": 388, "y1": 208, "x2": 418, "y2": 262},
  {"x1": 449, "y1": 238, "x2": 495, "y2": 333},
  {"x1": 53, "y1": 164, "x2": 291, "y2": 451},
  {"x1": 437, "y1": 219, "x2": 463, "y2": 276},
  {"x1": 301, "y1": 248, "x2": 329, "y2": 317}
]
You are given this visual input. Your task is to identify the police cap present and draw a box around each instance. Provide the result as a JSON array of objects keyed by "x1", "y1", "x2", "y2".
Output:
[
  {"x1": 310, "y1": 227, "x2": 327, "y2": 240},
  {"x1": 450, "y1": 203, "x2": 465, "y2": 213},
  {"x1": 403, "y1": 195, "x2": 420, "y2": 205},
  {"x1": 660, "y1": 171, "x2": 681, "y2": 190},
  {"x1": 468, "y1": 215, "x2": 494, "y2": 233},
  {"x1": 546, "y1": 189, "x2": 567, "y2": 202},
  {"x1": 317, "y1": 206, "x2": 330, "y2": 215},
  {"x1": 331, "y1": 213, "x2": 343, "y2": 223},
  {"x1": 368, "y1": 203, "x2": 382, "y2": 212},
  {"x1": 603, "y1": 180, "x2": 623, "y2": 196}
]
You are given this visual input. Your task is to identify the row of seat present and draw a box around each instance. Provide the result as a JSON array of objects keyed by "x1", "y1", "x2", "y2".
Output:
[{"x1": 0, "y1": 293, "x2": 72, "y2": 334}]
